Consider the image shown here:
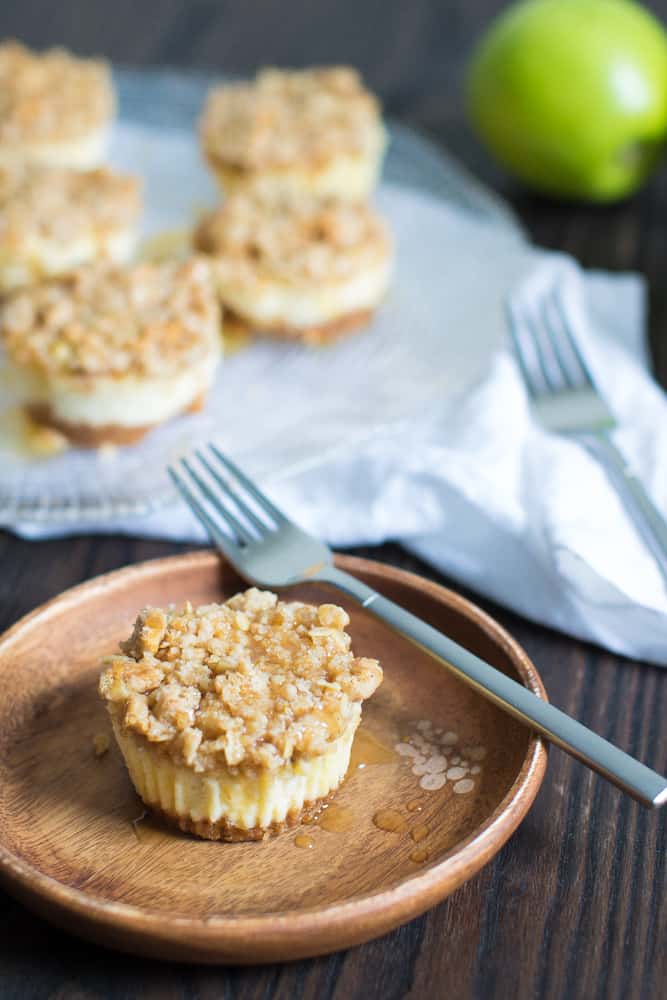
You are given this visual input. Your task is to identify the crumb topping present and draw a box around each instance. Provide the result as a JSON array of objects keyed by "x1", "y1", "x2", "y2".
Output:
[
  {"x1": 0, "y1": 164, "x2": 141, "y2": 250},
  {"x1": 0, "y1": 41, "x2": 114, "y2": 144},
  {"x1": 99, "y1": 589, "x2": 383, "y2": 772},
  {"x1": 200, "y1": 66, "x2": 383, "y2": 170},
  {"x1": 194, "y1": 191, "x2": 391, "y2": 285},
  {"x1": 0, "y1": 258, "x2": 220, "y2": 378}
]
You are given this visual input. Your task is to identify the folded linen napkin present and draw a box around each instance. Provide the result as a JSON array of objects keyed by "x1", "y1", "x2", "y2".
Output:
[{"x1": 13, "y1": 246, "x2": 667, "y2": 664}]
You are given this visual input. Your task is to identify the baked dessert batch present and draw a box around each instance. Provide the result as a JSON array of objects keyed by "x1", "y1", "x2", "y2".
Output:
[
  {"x1": 0, "y1": 44, "x2": 393, "y2": 448},
  {"x1": 0, "y1": 43, "x2": 391, "y2": 840}
]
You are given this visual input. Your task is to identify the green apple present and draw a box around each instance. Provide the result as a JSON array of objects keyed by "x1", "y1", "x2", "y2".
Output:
[{"x1": 467, "y1": 0, "x2": 667, "y2": 201}]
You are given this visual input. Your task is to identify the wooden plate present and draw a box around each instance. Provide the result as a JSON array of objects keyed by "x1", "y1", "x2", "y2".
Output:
[{"x1": 0, "y1": 551, "x2": 548, "y2": 963}]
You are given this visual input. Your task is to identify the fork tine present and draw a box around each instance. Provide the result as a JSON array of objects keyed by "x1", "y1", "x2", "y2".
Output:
[
  {"x1": 209, "y1": 444, "x2": 288, "y2": 525},
  {"x1": 196, "y1": 446, "x2": 271, "y2": 538},
  {"x1": 505, "y1": 299, "x2": 547, "y2": 397},
  {"x1": 552, "y1": 284, "x2": 595, "y2": 389},
  {"x1": 538, "y1": 295, "x2": 577, "y2": 391},
  {"x1": 168, "y1": 466, "x2": 240, "y2": 557},
  {"x1": 524, "y1": 298, "x2": 570, "y2": 393},
  {"x1": 182, "y1": 458, "x2": 255, "y2": 545}
]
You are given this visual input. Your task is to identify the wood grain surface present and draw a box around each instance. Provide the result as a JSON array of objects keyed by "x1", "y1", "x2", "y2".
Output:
[
  {"x1": 0, "y1": 0, "x2": 665, "y2": 997},
  {"x1": 0, "y1": 552, "x2": 546, "y2": 963}
]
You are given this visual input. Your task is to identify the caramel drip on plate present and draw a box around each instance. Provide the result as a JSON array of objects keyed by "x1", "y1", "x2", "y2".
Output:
[
  {"x1": 318, "y1": 804, "x2": 355, "y2": 833},
  {"x1": 0, "y1": 407, "x2": 69, "y2": 459},
  {"x1": 348, "y1": 729, "x2": 397, "y2": 772},
  {"x1": 294, "y1": 833, "x2": 315, "y2": 849},
  {"x1": 130, "y1": 810, "x2": 148, "y2": 842},
  {"x1": 222, "y1": 326, "x2": 252, "y2": 356},
  {"x1": 372, "y1": 809, "x2": 407, "y2": 833}
]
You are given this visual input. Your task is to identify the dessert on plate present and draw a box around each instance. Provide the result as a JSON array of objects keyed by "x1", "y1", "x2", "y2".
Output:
[
  {"x1": 200, "y1": 66, "x2": 386, "y2": 201},
  {"x1": 0, "y1": 41, "x2": 115, "y2": 169},
  {"x1": 99, "y1": 588, "x2": 383, "y2": 841},
  {"x1": 0, "y1": 164, "x2": 141, "y2": 292},
  {"x1": 193, "y1": 190, "x2": 393, "y2": 344},
  {"x1": 0, "y1": 258, "x2": 221, "y2": 447}
]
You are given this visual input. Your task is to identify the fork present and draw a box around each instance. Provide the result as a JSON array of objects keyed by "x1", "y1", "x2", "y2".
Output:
[
  {"x1": 169, "y1": 444, "x2": 667, "y2": 808},
  {"x1": 507, "y1": 281, "x2": 667, "y2": 587}
]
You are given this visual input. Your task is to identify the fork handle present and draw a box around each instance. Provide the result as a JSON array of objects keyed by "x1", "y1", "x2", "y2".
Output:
[
  {"x1": 583, "y1": 432, "x2": 667, "y2": 588},
  {"x1": 318, "y1": 566, "x2": 667, "y2": 808}
]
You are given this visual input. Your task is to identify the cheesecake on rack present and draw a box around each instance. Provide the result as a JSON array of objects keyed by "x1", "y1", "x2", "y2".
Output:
[
  {"x1": 0, "y1": 164, "x2": 141, "y2": 292},
  {"x1": 194, "y1": 189, "x2": 393, "y2": 344},
  {"x1": 200, "y1": 66, "x2": 386, "y2": 201},
  {"x1": 0, "y1": 258, "x2": 222, "y2": 447},
  {"x1": 0, "y1": 41, "x2": 115, "y2": 169}
]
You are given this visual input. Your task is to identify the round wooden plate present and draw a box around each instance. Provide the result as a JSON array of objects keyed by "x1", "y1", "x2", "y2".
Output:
[{"x1": 0, "y1": 551, "x2": 548, "y2": 964}]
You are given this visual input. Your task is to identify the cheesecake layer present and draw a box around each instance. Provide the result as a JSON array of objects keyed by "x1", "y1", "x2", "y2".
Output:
[
  {"x1": 226, "y1": 306, "x2": 376, "y2": 345},
  {"x1": 0, "y1": 125, "x2": 111, "y2": 170},
  {"x1": 27, "y1": 393, "x2": 205, "y2": 447},
  {"x1": 213, "y1": 256, "x2": 390, "y2": 332},
  {"x1": 111, "y1": 715, "x2": 357, "y2": 840},
  {"x1": 9, "y1": 353, "x2": 217, "y2": 431},
  {"x1": 0, "y1": 228, "x2": 135, "y2": 293},
  {"x1": 210, "y1": 130, "x2": 386, "y2": 201}
]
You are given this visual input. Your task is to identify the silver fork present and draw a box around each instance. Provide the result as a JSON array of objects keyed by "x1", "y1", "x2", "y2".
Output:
[
  {"x1": 169, "y1": 444, "x2": 667, "y2": 809},
  {"x1": 507, "y1": 281, "x2": 667, "y2": 586}
]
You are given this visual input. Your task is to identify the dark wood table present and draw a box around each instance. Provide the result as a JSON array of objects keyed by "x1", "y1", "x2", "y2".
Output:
[{"x1": 1, "y1": 2, "x2": 666, "y2": 997}]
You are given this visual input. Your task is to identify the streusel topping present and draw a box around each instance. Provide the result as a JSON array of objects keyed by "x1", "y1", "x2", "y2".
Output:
[
  {"x1": 194, "y1": 191, "x2": 391, "y2": 285},
  {"x1": 200, "y1": 67, "x2": 383, "y2": 170},
  {"x1": 0, "y1": 164, "x2": 141, "y2": 250},
  {"x1": 0, "y1": 41, "x2": 114, "y2": 144},
  {"x1": 0, "y1": 258, "x2": 220, "y2": 378},
  {"x1": 99, "y1": 589, "x2": 383, "y2": 772}
]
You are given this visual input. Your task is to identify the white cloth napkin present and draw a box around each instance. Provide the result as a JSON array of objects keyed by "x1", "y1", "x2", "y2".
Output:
[
  {"x1": 6, "y1": 116, "x2": 666, "y2": 668},
  {"x1": 14, "y1": 245, "x2": 667, "y2": 664}
]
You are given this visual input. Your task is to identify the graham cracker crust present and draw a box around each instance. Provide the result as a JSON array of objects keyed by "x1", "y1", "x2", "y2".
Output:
[
  {"x1": 27, "y1": 393, "x2": 206, "y2": 448},
  {"x1": 148, "y1": 790, "x2": 336, "y2": 843},
  {"x1": 225, "y1": 307, "x2": 375, "y2": 346}
]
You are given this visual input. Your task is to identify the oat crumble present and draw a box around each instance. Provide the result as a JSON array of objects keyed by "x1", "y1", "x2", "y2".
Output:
[
  {"x1": 0, "y1": 258, "x2": 220, "y2": 378},
  {"x1": 200, "y1": 67, "x2": 382, "y2": 170},
  {"x1": 99, "y1": 589, "x2": 383, "y2": 772},
  {"x1": 0, "y1": 164, "x2": 141, "y2": 250},
  {"x1": 194, "y1": 191, "x2": 391, "y2": 286},
  {"x1": 0, "y1": 41, "x2": 114, "y2": 144}
]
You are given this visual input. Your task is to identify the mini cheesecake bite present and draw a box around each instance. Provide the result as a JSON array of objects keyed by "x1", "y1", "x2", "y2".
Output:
[
  {"x1": 99, "y1": 589, "x2": 383, "y2": 841},
  {"x1": 0, "y1": 164, "x2": 141, "y2": 292},
  {"x1": 0, "y1": 41, "x2": 115, "y2": 169},
  {"x1": 200, "y1": 66, "x2": 386, "y2": 201},
  {"x1": 194, "y1": 191, "x2": 393, "y2": 344},
  {"x1": 0, "y1": 258, "x2": 221, "y2": 447}
]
